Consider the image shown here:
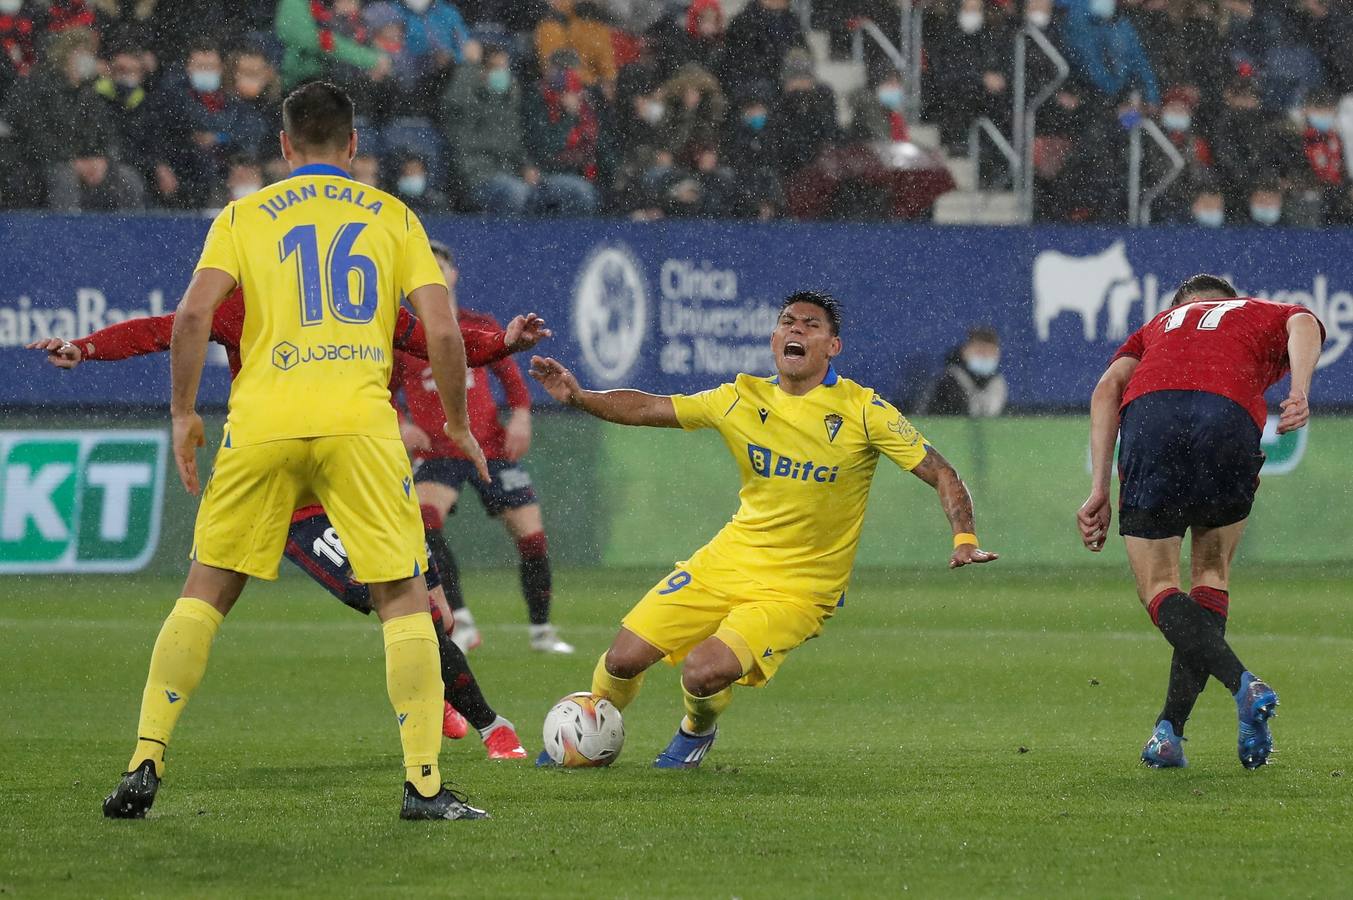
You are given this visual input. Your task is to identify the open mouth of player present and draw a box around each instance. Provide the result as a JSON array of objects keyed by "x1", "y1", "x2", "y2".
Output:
[{"x1": 783, "y1": 341, "x2": 806, "y2": 359}]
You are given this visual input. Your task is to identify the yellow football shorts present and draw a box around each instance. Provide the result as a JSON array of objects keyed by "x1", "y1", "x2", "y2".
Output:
[
  {"x1": 621, "y1": 564, "x2": 833, "y2": 687},
  {"x1": 192, "y1": 430, "x2": 427, "y2": 583}
]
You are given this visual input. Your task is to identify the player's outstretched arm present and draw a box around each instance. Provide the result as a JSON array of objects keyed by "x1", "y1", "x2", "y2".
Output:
[
  {"x1": 1279, "y1": 313, "x2": 1321, "y2": 434},
  {"x1": 1079, "y1": 356, "x2": 1137, "y2": 551},
  {"x1": 27, "y1": 314, "x2": 178, "y2": 368},
  {"x1": 170, "y1": 267, "x2": 238, "y2": 495},
  {"x1": 909, "y1": 448, "x2": 998, "y2": 569},
  {"x1": 407, "y1": 282, "x2": 490, "y2": 481},
  {"x1": 529, "y1": 356, "x2": 680, "y2": 427}
]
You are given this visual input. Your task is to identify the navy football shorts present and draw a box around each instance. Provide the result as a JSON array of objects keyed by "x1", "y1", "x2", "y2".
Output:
[
  {"x1": 1117, "y1": 390, "x2": 1265, "y2": 540},
  {"x1": 413, "y1": 457, "x2": 537, "y2": 516},
  {"x1": 283, "y1": 511, "x2": 442, "y2": 615}
]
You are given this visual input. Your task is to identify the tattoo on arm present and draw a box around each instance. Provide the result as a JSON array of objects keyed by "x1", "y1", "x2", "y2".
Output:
[{"x1": 911, "y1": 449, "x2": 976, "y2": 534}]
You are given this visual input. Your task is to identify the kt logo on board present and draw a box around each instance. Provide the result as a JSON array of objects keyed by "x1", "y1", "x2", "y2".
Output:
[{"x1": 0, "y1": 431, "x2": 168, "y2": 573}]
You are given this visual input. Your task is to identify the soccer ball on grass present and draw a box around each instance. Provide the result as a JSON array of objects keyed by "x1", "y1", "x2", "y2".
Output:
[{"x1": 541, "y1": 692, "x2": 625, "y2": 767}]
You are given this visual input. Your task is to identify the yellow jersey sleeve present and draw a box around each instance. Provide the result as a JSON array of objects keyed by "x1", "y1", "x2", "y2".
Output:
[
  {"x1": 399, "y1": 211, "x2": 446, "y2": 297},
  {"x1": 195, "y1": 204, "x2": 241, "y2": 281},
  {"x1": 671, "y1": 381, "x2": 740, "y2": 430},
  {"x1": 865, "y1": 394, "x2": 929, "y2": 471}
]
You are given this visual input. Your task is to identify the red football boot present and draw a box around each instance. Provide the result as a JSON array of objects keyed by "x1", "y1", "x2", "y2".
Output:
[
  {"x1": 483, "y1": 721, "x2": 528, "y2": 760},
  {"x1": 443, "y1": 702, "x2": 469, "y2": 740}
]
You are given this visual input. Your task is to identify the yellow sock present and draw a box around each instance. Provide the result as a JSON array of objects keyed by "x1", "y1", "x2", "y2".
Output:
[
  {"x1": 128, "y1": 597, "x2": 224, "y2": 777},
  {"x1": 681, "y1": 684, "x2": 732, "y2": 736},
  {"x1": 383, "y1": 612, "x2": 443, "y2": 797},
  {"x1": 592, "y1": 652, "x2": 645, "y2": 711}
]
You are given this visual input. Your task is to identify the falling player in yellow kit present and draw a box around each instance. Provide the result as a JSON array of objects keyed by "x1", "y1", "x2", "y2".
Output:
[
  {"x1": 102, "y1": 82, "x2": 491, "y2": 821},
  {"x1": 530, "y1": 290, "x2": 999, "y2": 768}
]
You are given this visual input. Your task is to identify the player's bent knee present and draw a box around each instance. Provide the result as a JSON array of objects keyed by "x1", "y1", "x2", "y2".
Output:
[
  {"x1": 605, "y1": 629, "x2": 663, "y2": 679},
  {"x1": 604, "y1": 647, "x2": 650, "y2": 680},
  {"x1": 681, "y1": 640, "x2": 743, "y2": 696}
]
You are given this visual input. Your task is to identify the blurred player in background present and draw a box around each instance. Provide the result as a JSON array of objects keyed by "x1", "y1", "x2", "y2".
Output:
[
  {"x1": 29, "y1": 290, "x2": 549, "y2": 761},
  {"x1": 99, "y1": 81, "x2": 490, "y2": 821},
  {"x1": 530, "y1": 290, "x2": 998, "y2": 769},
  {"x1": 1079, "y1": 274, "x2": 1323, "y2": 770},
  {"x1": 396, "y1": 241, "x2": 573, "y2": 655}
]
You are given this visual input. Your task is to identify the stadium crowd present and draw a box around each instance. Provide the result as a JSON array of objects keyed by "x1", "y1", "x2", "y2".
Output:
[{"x1": 0, "y1": 0, "x2": 1349, "y2": 225}]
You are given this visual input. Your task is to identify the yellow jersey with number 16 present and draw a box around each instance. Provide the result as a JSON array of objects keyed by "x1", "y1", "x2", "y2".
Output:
[{"x1": 194, "y1": 163, "x2": 445, "y2": 447}]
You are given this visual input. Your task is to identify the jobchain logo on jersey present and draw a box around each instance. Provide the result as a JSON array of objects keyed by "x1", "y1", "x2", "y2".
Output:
[
  {"x1": 747, "y1": 444, "x2": 840, "y2": 483},
  {"x1": 271, "y1": 341, "x2": 385, "y2": 370}
]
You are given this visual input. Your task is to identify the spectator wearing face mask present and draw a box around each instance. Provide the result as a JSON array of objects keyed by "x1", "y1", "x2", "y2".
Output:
[
  {"x1": 849, "y1": 71, "x2": 911, "y2": 143},
  {"x1": 1059, "y1": 0, "x2": 1160, "y2": 107},
  {"x1": 722, "y1": 88, "x2": 785, "y2": 220},
  {"x1": 93, "y1": 44, "x2": 157, "y2": 185},
  {"x1": 1295, "y1": 88, "x2": 1352, "y2": 224},
  {"x1": 443, "y1": 43, "x2": 535, "y2": 214},
  {"x1": 1247, "y1": 179, "x2": 1285, "y2": 227},
  {"x1": 920, "y1": 327, "x2": 1008, "y2": 417},
  {"x1": 923, "y1": 0, "x2": 1015, "y2": 152},
  {"x1": 1149, "y1": 85, "x2": 1215, "y2": 223},
  {"x1": 393, "y1": 152, "x2": 452, "y2": 212},
  {"x1": 225, "y1": 47, "x2": 282, "y2": 162},
  {"x1": 147, "y1": 40, "x2": 245, "y2": 208},
  {"x1": 1190, "y1": 183, "x2": 1226, "y2": 227},
  {"x1": 224, "y1": 156, "x2": 265, "y2": 202},
  {"x1": 2, "y1": 26, "x2": 145, "y2": 210},
  {"x1": 609, "y1": 81, "x2": 673, "y2": 216}
]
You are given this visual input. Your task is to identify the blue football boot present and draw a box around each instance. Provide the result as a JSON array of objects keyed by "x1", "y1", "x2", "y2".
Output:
[
  {"x1": 1141, "y1": 720, "x2": 1187, "y2": 768},
  {"x1": 1235, "y1": 672, "x2": 1278, "y2": 769},
  {"x1": 535, "y1": 749, "x2": 557, "y2": 767},
  {"x1": 653, "y1": 726, "x2": 717, "y2": 769}
]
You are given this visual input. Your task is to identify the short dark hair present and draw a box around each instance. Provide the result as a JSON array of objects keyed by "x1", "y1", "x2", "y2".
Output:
[
  {"x1": 1171, "y1": 273, "x2": 1238, "y2": 306},
  {"x1": 282, "y1": 81, "x2": 355, "y2": 153},
  {"x1": 966, "y1": 325, "x2": 1000, "y2": 346},
  {"x1": 780, "y1": 290, "x2": 841, "y2": 335},
  {"x1": 428, "y1": 240, "x2": 454, "y2": 265}
]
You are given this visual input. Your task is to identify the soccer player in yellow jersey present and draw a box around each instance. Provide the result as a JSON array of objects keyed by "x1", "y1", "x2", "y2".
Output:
[
  {"x1": 529, "y1": 290, "x2": 999, "y2": 767},
  {"x1": 103, "y1": 82, "x2": 491, "y2": 821}
]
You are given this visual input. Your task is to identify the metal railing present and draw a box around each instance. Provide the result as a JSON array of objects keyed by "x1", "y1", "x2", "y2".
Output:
[
  {"x1": 1012, "y1": 25, "x2": 1069, "y2": 221},
  {"x1": 1128, "y1": 119, "x2": 1186, "y2": 226},
  {"x1": 847, "y1": 8, "x2": 924, "y2": 122},
  {"x1": 967, "y1": 116, "x2": 1021, "y2": 219}
]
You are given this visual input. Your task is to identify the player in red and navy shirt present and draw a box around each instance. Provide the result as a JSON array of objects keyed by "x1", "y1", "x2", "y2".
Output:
[
  {"x1": 1078, "y1": 274, "x2": 1324, "y2": 771},
  {"x1": 28, "y1": 288, "x2": 551, "y2": 759},
  {"x1": 394, "y1": 242, "x2": 572, "y2": 655}
]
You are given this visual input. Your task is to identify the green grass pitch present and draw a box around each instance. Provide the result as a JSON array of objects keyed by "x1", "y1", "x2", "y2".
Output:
[{"x1": 2, "y1": 565, "x2": 1350, "y2": 898}]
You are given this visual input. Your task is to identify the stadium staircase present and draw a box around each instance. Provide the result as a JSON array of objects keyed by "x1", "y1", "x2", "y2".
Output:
[{"x1": 798, "y1": 15, "x2": 1022, "y2": 224}]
